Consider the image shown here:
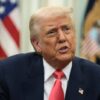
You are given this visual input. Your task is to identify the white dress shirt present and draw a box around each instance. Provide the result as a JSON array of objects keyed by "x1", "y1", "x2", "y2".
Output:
[{"x1": 43, "y1": 58, "x2": 72, "y2": 100}]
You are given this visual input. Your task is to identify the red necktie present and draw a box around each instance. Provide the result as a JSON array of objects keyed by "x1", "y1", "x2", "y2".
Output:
[{"x1": 49, "y1": 70, "x2": 64, "y2": 100}]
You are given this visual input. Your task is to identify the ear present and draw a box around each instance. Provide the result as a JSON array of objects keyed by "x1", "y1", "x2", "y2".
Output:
[{"x1": 31, "y1": 38, "x2": 41, "y2": 53}]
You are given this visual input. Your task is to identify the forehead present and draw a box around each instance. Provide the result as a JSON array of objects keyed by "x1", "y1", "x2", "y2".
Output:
[{"x1": 40, "y1": 15, "x2": 72, "y2": 29}]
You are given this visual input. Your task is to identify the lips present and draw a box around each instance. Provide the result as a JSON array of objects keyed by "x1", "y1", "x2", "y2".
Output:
[{"x1": 58, "y1": 46, "x2": 69, "y2": 53}]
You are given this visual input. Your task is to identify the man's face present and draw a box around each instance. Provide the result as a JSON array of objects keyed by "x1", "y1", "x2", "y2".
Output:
[{"x1": 33, "y1": 15, "x2": 76, "y2": 63}]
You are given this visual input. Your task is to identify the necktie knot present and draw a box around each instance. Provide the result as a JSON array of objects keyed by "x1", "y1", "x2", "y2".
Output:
[{"x1": 53, "y1": 70, "x2": 64, "y2": 79}]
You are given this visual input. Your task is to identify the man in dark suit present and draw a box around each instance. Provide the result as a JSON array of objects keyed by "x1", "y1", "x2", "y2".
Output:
[{"x1": 0, "y1": 6, "x2": 100, "y2": 100}]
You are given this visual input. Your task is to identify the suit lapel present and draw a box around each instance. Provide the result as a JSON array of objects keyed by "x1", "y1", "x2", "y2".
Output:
[
  {"x1": 65, "y1": 57, "x2": 85, "y2": 100},
  {"x1": 22, "y1": 54, "x2": 44, "y2": 100}
]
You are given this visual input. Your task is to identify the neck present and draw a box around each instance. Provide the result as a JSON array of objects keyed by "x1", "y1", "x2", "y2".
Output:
[{"x1": 45, "y1": 59, "x2": 72, "y2": 70}]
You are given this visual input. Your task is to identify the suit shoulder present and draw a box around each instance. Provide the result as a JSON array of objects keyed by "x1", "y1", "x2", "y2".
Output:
[
  {"x1": 76, "y1": 57, "x2": 100, "y2": 67},
  {"x1": 0, "y1": 52, "x2": 42, "y2": 69},
  {"x1": 74, "y1": 57, "x2": 100, "y2": 75}
]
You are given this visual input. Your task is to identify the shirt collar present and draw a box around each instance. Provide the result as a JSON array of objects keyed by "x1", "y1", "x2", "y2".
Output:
[
  {"x1": 43, "y1": 58, "x2": 72, "y2": 82},
  {"x1": 62, "y1": 61, "x2": 72, "y2": 80}
]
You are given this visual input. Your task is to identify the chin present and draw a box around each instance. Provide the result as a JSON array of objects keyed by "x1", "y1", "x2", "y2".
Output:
[{"x1": 57, "y1": 53, "x2": 74, "y2": 62}]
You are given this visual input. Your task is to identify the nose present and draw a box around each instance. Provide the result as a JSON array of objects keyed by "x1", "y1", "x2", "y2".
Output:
[{"x1": 58, "y1": 29, "x2": 66, "y2": 43}]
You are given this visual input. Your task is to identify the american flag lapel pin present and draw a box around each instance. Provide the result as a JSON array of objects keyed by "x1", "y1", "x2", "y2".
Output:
[{"x1": 78, "y1": 88, "x2": 84, "y2": 95}]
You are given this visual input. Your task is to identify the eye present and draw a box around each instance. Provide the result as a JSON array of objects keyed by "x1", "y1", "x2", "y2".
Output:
[
  {"x1": 61, "y1": 25, "x2": 70, "y2": 32},
  {"x1": 47, "y1": 28, "x2": 57, "y2": 35}
]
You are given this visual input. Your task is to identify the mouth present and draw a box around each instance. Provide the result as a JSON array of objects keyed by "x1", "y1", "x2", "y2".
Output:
[{"x1": 58, "y1": 46, "x2": 69, "y2": 53}]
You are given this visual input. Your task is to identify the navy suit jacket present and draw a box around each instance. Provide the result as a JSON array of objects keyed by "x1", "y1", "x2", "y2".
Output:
[{"x1": 0, "y1": 52, "x2": 100, "y2": 100}]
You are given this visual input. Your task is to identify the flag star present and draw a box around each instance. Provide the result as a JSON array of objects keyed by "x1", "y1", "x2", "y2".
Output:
[
  {"x1": 0, "y1": 6, "x2": 5, "y2": 14},
  {"x1": 10, "y1": 0, "x2": 16, "y2": 4},
  {"x1": 0, "y1": 0, "x2": 6, "y2": 3}
]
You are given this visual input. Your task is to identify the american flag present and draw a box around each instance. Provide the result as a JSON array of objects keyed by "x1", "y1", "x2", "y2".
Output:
[
  {"x1": 81, "y1": 28, "x2": 100, "y2": 58},
  {"x1": 0, "y1": 0, "x2": 21, "y2": 59}
]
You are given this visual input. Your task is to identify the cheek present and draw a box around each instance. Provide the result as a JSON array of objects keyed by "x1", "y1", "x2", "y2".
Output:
[
  {"x1": 68, "y1": 34, "x2": 76, "y2": 48},
  {"x1": 41, "y1": 38, "x2": 57, "y2": 50},
  {"x1": 71, "y1": 37, "x2": 76, "y2": 50}
]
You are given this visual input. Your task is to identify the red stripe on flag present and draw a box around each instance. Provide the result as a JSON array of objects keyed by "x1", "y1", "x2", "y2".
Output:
[
  {"x1": 2, "y1": 16, "x2": 20, "y2": 48},
  {"x1": 0, "y1": 45, "x2": 7, "y2": 58}
]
